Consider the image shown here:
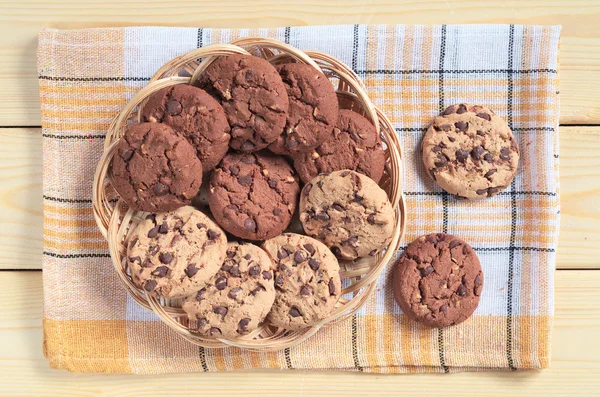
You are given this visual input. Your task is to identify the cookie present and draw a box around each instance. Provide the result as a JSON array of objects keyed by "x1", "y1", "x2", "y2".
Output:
[
  {"x1": 182, "y1": 242, "x2": 276, "y2": 338},
  {"x1": 293, "y1": 109, "x2": 386, "y2": 184},
  {"x1": 268, "y1": 63, "x2": 338, "y2": 155},
  {"x1": 208, "y1": 151, "x2": 300, "y2": 240},
  {"x1": 112, "y1": 122, "x2": 203, "y2": 212},
  {"x1": 262, "y1": 233, "x2": 341, "y2": 330},
  {"x1": 392, "y1": 233, "x2": 483, "y2": 328},
  {"x1": 141, "y1": 85, "x2": 231, "y2": 171},
  {"x1": 422, "y1": 103, "x2": 519, "y2": 199},
  {"x1": 299, "y1": 170, "x2": 394, "y2": 260},
  {"x1": 197, "y1": 54, "x2": 289, "y2": 152},
  {"x1": 127, "y1": 206, "x2": 227, "y2": 299}
]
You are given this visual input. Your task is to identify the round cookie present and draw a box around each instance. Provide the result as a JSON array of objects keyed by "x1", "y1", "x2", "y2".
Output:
[
  {"x1": 141, "y1": 85, "x2": 231, "y2": 171},
  {"x1": 112, "y1": 122, "x2": 203, "y2": 212},
  {"x1": 197, "y1": 54, "x2": 289, "y2": 152},
  {"x1": 262, "y1": 233, "x2": 341, "y2": 330},
  {"x1": 422, "y1": 103, "x2": 519, "y2": 199},
  {"x1": 126, "y1": 206, "x2": 227, "y2": 299},
  {"x1": 208, "y1": 151, "x2": 300, "y2": 241},
  {"x1": 299, "y1": 170, "x2": 394, "y2": 260},
  {"x1": 392, "y1": 233, "x2": 483, "y2": 328},
  {"x1": 268, "y1": 63, "x2": 338, "y2": 155},
  {"x1": 182, "y1": 242, "x2": 276, "y2": 338},
  {"x1": 293, "y1": 109, "x2": 386, "y2": 184}
]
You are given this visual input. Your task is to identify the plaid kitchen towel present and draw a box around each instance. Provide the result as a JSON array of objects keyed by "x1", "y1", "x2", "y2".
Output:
[{"x1": 38, "y1": 24, "x2": 560, "y2": 374}]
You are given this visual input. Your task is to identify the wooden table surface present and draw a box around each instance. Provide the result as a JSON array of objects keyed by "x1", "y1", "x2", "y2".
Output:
[{"x1": 1, "y1": 1, "x2": 599, "y2": 396}]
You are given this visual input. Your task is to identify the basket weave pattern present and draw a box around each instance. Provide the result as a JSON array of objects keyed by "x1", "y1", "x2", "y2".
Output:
[{"x1": 92, "y1": 37, "x2": 406, "y2": 351}]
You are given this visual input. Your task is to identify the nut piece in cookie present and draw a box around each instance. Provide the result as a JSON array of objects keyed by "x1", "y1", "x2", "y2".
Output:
[
  {"x1": 208, "y1": 151, "x2": 300, "y2": 240},
  {"x1": 141, "y1": 85, "x2": 231, "y2": 171},
  {"x1": 182, "y1": 242, "x2": 276, "y2": 338},
  {"x1": 112, "y1": 122, "x2": 203, "y2": 212},
  {"x1": 293, "y1": 109, "x2": 385, "y2": 184},
  {"x1": 268, "y1": 63, "x2": 339, "y2": 155},
  {"x1": 262, "y1": 233, "x2": 342, "y2": 330},
  {"x1": 299, "y1": 170, "x2": 394, "y2": 260},
  {"x1": 126, "y1": 206, "x2": 227, "y2": 299},
  {"x1": 422, "y1": 103, "x2": 519, "y2": 199},
  {"x1": 197, "y1": 54, "x2": 289, "y2": 152},
  {"x1": 392, "y1": 233, "x2": 483, "y2": 328}
]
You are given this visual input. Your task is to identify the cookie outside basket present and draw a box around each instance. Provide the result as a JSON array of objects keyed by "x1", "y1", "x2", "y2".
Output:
[{"x1": 92, "y1": 37, "x2": 406, "y2": 351}]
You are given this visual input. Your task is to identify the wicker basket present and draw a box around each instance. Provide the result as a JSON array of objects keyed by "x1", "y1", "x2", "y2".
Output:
[{"x1": 92, "y1": 37, "x2": 406, "y2": 351}]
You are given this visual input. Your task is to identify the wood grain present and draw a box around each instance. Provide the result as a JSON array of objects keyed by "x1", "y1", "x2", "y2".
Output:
[
  {"x1": 0, "y1": 0, "x2": 599, "y2": 126},
  {"x1": 0, "y1": 270, "x2": 597, "y2": 396},
  {"x1": 0, "y1": 127, "x2": 596, "y2": 270}
]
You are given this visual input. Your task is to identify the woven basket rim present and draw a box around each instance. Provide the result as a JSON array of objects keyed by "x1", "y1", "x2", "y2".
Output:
[{"x1": 92, "y1": 37, "x2": 406, "y2": 351}]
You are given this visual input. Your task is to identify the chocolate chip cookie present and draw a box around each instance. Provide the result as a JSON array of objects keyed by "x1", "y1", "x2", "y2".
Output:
[
  {"x1": 112, "y1": 122, "x2": 203, "y2": 212},
  {"x1": 293, "y1": 109, "x2": 386, "y2": 184},
  {"x1": 182, "y1": 242, "x2": 276, "y2": 338},
  {"x1": 422, "y1": 104, "x2": 519, "y2": 199},
  {"x1": 262, "y1": 233, "x2": 341, "y2": 330},
  {"x1": 299, "y1": 170, "x2": 394, "y2": 260},
  {"x1": 392, "y1": 233, "x2": 483, "y2": 328},
  {"x1": 197, "y1": 54, "x2": 289, "y2": 152},
  {"x1": 268, "y1": 63, "x2": 338, "y2": 155},
  {"x1": 127, "y1": 206, "x2": 227, "y2": 299},
  {"x1": 141, "y1": 85, "x2": 231, "y2": 171},
  {"x1": 208, "y1": 151, "x2": 300, "y2": 240}
]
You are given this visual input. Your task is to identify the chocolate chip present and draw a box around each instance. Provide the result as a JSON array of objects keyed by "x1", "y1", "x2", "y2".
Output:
[
  {"x1": 328, "y1": 279, "x2": 336, "y2": 295},
  {"x1": 226, "y1": 249, "x2": 236, "y2": 258},
  {"x1": 273, "y1": 208, "x2": 282, "y2": 216},
  {"x1": 215, "y1": 276, "x2": 227, "y2": 290},
  {"x1": 238, "y1": 318, "x2": 250, "y2": 333},
  {"x1": 352, "y1": 192, "x2": 364, "y2": 202},
  {"x1": 229, "y1": 165, "x2": 239, "y2": 175},
  {"x1": 476, "y1": 188, "x2": 488, "y2": 195},
  {"x1": 244, "y1": 218, "x2": 256, "y2": 232},
  {"x1": 367, "y1": 214, "x2": 376, "y2": 224},
  {"x1": 457, "y1": 284, "x2": 467, "y2": 296},
  {"x1": 129, "y1": 237, "x2": 139, "y2": 249},
  {"x1": 226, "y1": 204, "x2": 239, "y2": 214},
  {"x1": 303, "y1": 183, "x2": 312, "y2": 196},
  {"x1": 448, "y1": 136, "x2": 456, "y2": 142},
  {"x1": 463, "y1": 245, "x2": 470, "y2": 255},
  {"x1": 268, "y1": 178, "x2": 278, "y2": 188},
  {"x1": 439, "y1": 124, "x2": 452, "y2": 132},
  {"x1": 262, "y1": 271, "x2": 272, "y2": 280},
  {"x1": 173, "y1": 220, "x2": 184, "y2": 231},
  {"x1": 476, "y1": 112, "x2": 491, "y2": 121},
  {"x1": 141, "y1": 259, "x2": 153, "y2": 268},
  {"x1": 241, "y1": 141, "x2": 255, "y2": 151},
  {"x1": 454, "y1": 121, "x2": 468, "y2": 132},
  {"x1": 294, "y1": 250, "x2": 307, "y2": 263},
  {"x1": 207, "y1": 230, "x2": 220, "y2": 240},
  {"x1": 331, "y1": 204, "x2": 344, "y2": 212},
  {"x1": 303, "y1": 244, "x2": 315, "y2": 256},
  {"x1": 487, "y1": 186, "x2": 501, "y2": 196},
  {"x1": 213, "y1": 306, "x2": 228, "y2": 318},
  {"x1": 289, "y1": 307, "x2": 302, "y2": 318},
  {"x1": 147, "y1": 226, "x2": 160, "y2": 238},
  {"x1": 196, "y1": 288, "x2": 206, "y2": 301},
  {"x1": 248, "y1": 265, "x2": 261, "y2": 277},
  {"x1": 209, "y1": 327, "x2": 222, "y2": 336},
  {"x1": 166, "y1": 100, "x2": 182, "y2": 115},
  {"x1": 128, "y1": 256, "x2": 141, "y2": 264},
  {"x1": 484, "y1": 169, "x2": 497, "y2": 178},
  {"x1": 229, "y1": 265, "x2": 241, "y2": 277},
  {"x1": 144, "y1": 280, "x2": 157, "y2": 292},
  {"x1": 477, "y1": 130, "x2": 485, "y2": 136},
  {"x1": 122, "y1": 149, "x2": 134, "y2": 161},
  {"x1": 456, "y1": 149, "x2": 469, "y2": 162},
  {"x1": 427, "y1": 235, "x2": 438, "y2": 244},
  {"x1": 275, "y1": 274, "x2": 285, "y2": 288},
  {"x1": 159, "y1": 252, "x2": 173, "y2": 264},
  {"x1": 170, "y1": 234, "x2": 182, "y2": 247},
  {"x1": 432, "y1": 145, "x2": 442, "y2": 153},
  {"x1": 152, "y1": 266, "x2": 168, "y2": 277},
  {"x1": 286, "y1": 139, "x2": 299, "y2": 150},
  {"x1": 314, "y1": 212, "x2": 329, "y2": 221},
  {"x1": 475, "y1": 274, "x2": 483, "y2": 286},
  {"x1": 197, "y1": 223, "x2": 206, "y2": 230},
  {"x1": 238, "y1": 175, "x2": 252, "y2": 186},
  {"x1": 346, "y1": 236, "x2": 359, "y2": 246},
  {"x1": 308, "y1": 258, "x2": 320, "y2": 271},
  {"x1": 277, "y1": 248, "x2": 289, "y2": 260},
  {"x1": 456, "y1": 104, "x2": 467, "y2": 114},
  {"x1": 449, "y1": 240, "x2": 461, "y2": 249},
  {"x1": 483, "y1": 153, "x2": 493, "y2": 162},
  {"x1": 369, "y1": 249, "x2": 377, "y2": 256},
  {"x1": 420, "y1": 266, "x2": 434, "y2": 277},
  {"x1": 300, "y1": 285, "x2": 313, "y2": 296},
  {"x1": 184, "y1": 263, "x2": 197, "y2": 277},
  {"x1": 330, "y1": 246, "x2": 341, "y2": 257},
  {"x1": 154, "y1": 183, "x2": 168, "y2": 196},
  {"x1": 471, "y1": 146, "x2": 484, "y2": 160},
  {"x1": 434, "y1": 156, "x2": 448, "y2": 167},
  {"x1": 442, "y1": 105, "x2": 456, "y2": 115},
  {"x1": 158, "y1": 222, "x2": 169, "y2": 234},
  {"x1": 240, "y1": 155, "x2": 255, "y2": 164},
  {"x1": 439, "y1": 304, "x2": 449, "y2": 313},
  {"x1": 500, "y1": 147, "x2": 511, "y2": 160}
]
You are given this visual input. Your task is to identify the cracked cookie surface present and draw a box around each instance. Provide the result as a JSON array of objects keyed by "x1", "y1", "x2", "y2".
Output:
[
  {"x1": 392, "y1": 233, "x2": 483, "y2": 328},
  {"x1": 262, "y1": 233, "x2": 341, "y2": 330},
  {"x1": 141, "y1": 85, "x2": 230, "y2": 171},
  {"x1": 182, "y1": 242, "x2": 276, "y2": 338},
  {"x1": 127, "y1": 206, "x2": 227, "y2": 299},
  {"x1": 299, "y1": 170, "x2": 394, "y2": 260},
  {"x1": 208, "y1": 151, "x2": 300, "y2": 240},
  {"x1": 293, "y1": 109, "x2": 385, "y2": 184},
  {"x1": 112, "y1": 122, "x2": 203, "y2": 212},
  {"x1": 197, "y1": 54, "x2": 289, "y2": 152},
  {"x1": 268, "y1": 63, "x2": 338, "y2": 155},
  {"x1": 422, "y1": 103, "x2": 519, "y2": 199}
]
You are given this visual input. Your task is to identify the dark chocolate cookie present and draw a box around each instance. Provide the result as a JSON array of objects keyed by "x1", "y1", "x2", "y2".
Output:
[
  {"x1": 268, "y1": 63, "x2": 338, "y2": 155},
  {"x1": 112, "y1": 122, "x2": 203, "y2": 212},
  {"x1": 197, "y1": 54, "x2": 289, "y2": 152},
  {"x1": 141, "y1": 85, "x2": 230, "y2": 171},
  {"x1": 392, "y1": 233, "x2": 483, "y2": 328},
  {"x1": 208, "y1": 151, "x2": 300, "y2": 240},
  {"x1": 422, "y1": 103, "x2": 519, "y2": 199},
  {"x1": 293, "y1": 109, "x2": 386, "y2": 184}
]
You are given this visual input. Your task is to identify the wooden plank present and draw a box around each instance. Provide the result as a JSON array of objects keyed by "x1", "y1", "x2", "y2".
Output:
[
  {"x1": 0, "y1": 0, "x2": 599, "y2": 126},
  {"x1": 0, "y1": 270, "x2": 598, "y2": 396},
  {"x1": 0, "y1": 126, "x2": 598, "y2": 270}
]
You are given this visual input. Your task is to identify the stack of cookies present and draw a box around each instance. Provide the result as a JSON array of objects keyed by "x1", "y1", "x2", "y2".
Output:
[{"x1": 112, "y1": 54, "x2": 396, "y2": 338}]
